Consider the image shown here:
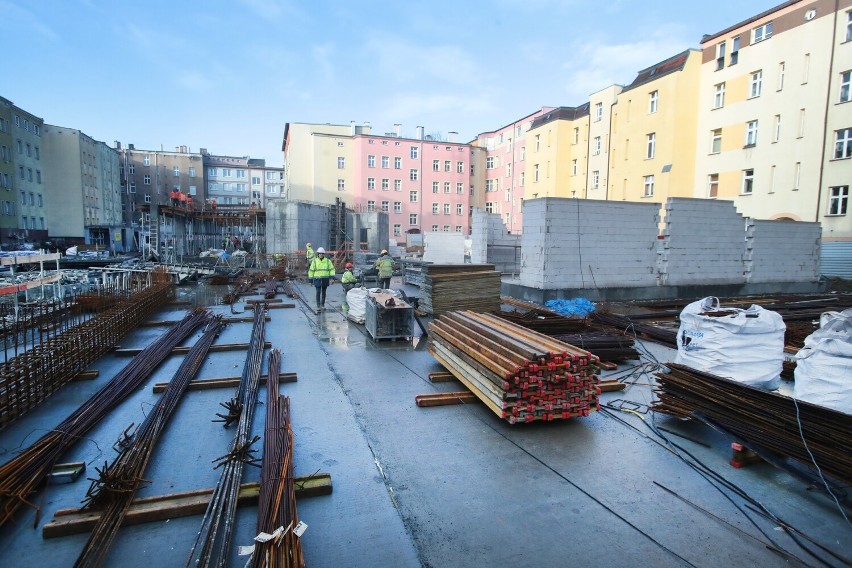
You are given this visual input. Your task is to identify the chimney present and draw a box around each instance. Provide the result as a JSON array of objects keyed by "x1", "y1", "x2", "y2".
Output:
[
  {"x1": 128, "y1": 143, "x2": 135, "y2": 150},
  {"x1": 114, "y1": 141, "x2": 122, "y2": 150},
  {"x1": 200, "y1": 148, "x2": 208, "y2": 155},
  {"x1": 448, "y1": 131, "x2": 458, "y2": 143},
  {"x1": 350, "y1": 120, "x2": 356, "y2": 135},
  {"x1": 394, "y1": 123, "x2": 402, "y2": 137},
  {"x1": 416, "y1": 126, "x2": 424, "y2": 140},
  {"x1": 364, "y1": 121, "x2": 371, "y2": 133}
]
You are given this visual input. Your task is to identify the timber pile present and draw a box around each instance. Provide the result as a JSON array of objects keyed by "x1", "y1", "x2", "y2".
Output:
[
  {"x1": 428, "y1": 311, "x2": 600, "y2": 424},
  {"x1": 420, "y1": 264, "x2": 501, "y2": 317},
  {"x1": 654, "y1": 363, "x2": 852, "y2": 484}
]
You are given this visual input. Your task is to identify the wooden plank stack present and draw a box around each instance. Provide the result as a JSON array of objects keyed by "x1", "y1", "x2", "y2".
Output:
[
  {"x1": 428, "y1": 311, "x2": 601, "y2": 424},
  {"x1": 419, "y1": 264, "x2": 501, "y2": 317}
]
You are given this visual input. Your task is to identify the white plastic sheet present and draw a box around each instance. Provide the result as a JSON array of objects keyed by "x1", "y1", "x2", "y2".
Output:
[
  {"x1": 794, "y1": 309, "x2": 852, "y2": 414},
  {"x1": 674, "y1": 297, "x2": 785, "y2": 390}
]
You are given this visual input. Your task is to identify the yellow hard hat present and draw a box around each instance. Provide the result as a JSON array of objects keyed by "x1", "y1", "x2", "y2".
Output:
[
  {"x1": 306, "y1": 242, "x2": 312, "y2": 247},
  {"x1": 381, "y1": 249, "x2": 388, "y2": 255}
]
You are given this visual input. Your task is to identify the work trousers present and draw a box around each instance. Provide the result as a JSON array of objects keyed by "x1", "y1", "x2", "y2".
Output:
[
  {"x1": 378, "y1": 277, "x2": 391, "y2": 289},
  {"x1": 314, "y1": 278, "x2": 329, "y2": 307}
]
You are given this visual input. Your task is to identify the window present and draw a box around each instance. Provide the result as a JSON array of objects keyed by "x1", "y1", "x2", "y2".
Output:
[
  {"x1": 485, "y1": 179, "x2": 496, "y2": 192},
  {"x1": 799, "y1": 109, "x2": 807, "y2": 138},
  {"x1": 708, "y1": 174, "x2": 719, "y2": 197},
  {"x1": 409, "y1": 190, "x2": 418, "y2": 202},
  {"x1": 432, "y1": 202, "x2": 439, "y2": 214},
  {"x1": 456, "y1": 204, "x2": 463, "y2": 215},
  {"x1": 742, "y1": 169, "x2": 754, "y2": 194},
  {"x1": 746, "y1": 121, "x2": 759, "y2": 146},
  {"x1": 773, "y1": 115, "x2": 781, "y2": 142},
  {"x1": 571, "y1": 159, "x2": 578, "y2": 176},
  {"x1": 368, "y1": 155, "x2": 376, "y2": 168},
  {"x1": 716, "y1": 41, "x2": 726, "y2": 70},
  {"x1": 519, "y1": 172, "x2": 525, "y2": 186},
  {"x1": 189, "y1": 185, "x2": 197, "y2": 196},
  {"x1": 829, "y1": 186, "x2": 848, "y2": 215},
  {"x1": 835, "y1": 128, "x2": 852, "y2": 158},
  {"x1": 144, "y1": 175, "x2": 151, "y2": 185},
  {"x1": 794, "y1": 162, "x2": 801, "y2": 190},
  {"x1": 25, "y1": 144, "x2": 31, "y2": 157},
  {"x1": 444, "y1": 160, "x2": 451, "y2": 172},
  {"x1": 592, "y1": 170, "x2": 600, "y2": 189},
  {"x1": 752, "y1": 22, "x2": 772, "y2": 44},
  {"x1": 593, "y1": 137, "x2": 601, "y2": 155},
  {"x1": 35, "y1": 171, "x2": 41, "y2": 184},
  {"x1": 847, "y1": 11, "x2": 852, "y2": 42},
  {"x1": 128, "y1": 163, "x2": 135, "y2": 175},
  {"x1": 646, "y1": 133, "x2": 656, "y2": 159},
  {"x1": 643, "y1": 175, "x2": 655, "y2": 197},
  {"x1": 455, "y1": 161, "x2": 464, "y2": 173},
  {"x1": 16, "y1": 140, "x2": 22, "y2": 154},
  {"x1": 367, "y1": 177, "x2": 376, "y2": 190},
  {"x1": 410, "y1": 146, "x2": 418, "y2": 159},
  {"x1": 266, "y1": 171, "x2": 277, "y2": 180},
  {"x1": 394, "y1": 201, "x2": 401, "y2": 213},
  {"x1": 714, "y1": 83, "x2": 726, "y2": 108},
  {"x1": 520, "y1": 147, "x2": 525, "y2": 161},
  {"x1": 394, "y1": 179, "x2": 401, "y2": 191},
  {"x1": 533, "y1": 134, "x2": 540, "y2": 152},
  {"x1": 381, "y1": 156, "x2": 389, "y2": 168},
  {"x1": 710, "y1": 129, "x2": 722, "y2": 154},
  {"x1": 394, "y1": 157, "x2": 401, "y2": 169},
  {"x1": 367, "y1": 200, "x2": 375, "y2": 212},
  {"x1": 252, "y1": 176, "x2": 260, "y2": 185},
  {"x1": 486, "y1": 157, "x2": 494, "y2": 169},
  {"x1": 144, "y1": 194, "x2": 152, "y2": 203},
  {"x1": 20, "y1": 190, "x2": 25, "y2": 205},
  {"x1": 457, "y1": 183, "x2": 463, "y2": 194},
  {"x1": 572, "y1": 128, "x2": 579, "y2": 145},
  {"x1": 37, "y1": 193, "x2": 42, "y2": 207},
  {"x1": 803, "y1": 53, "x2": 810, "y2": 83},
  {"x1": 381, "y1": 178, "x2": 389, "y2": 191},
  {"x1": 778, "y1": 62, "x2": 785, "y2": 91},
  {"x1": 143, "y1": 155, "x2": 150, "y2": 166},
  {"x1": 338, "y1": 179, "x2": 345, "y2": 191},
  {"x1": 409, "y1": 213, "x2": 417, "y2": 225},
  {"x1": 443, "y1": 203, "x2": 451, "y2": 215},
  {"x1": 27, "y1": 169, "x2": 32, "y2": 182},
  {"x1": 432, "y1": 181, "x2": 439, "y2": 193},
  {"x1": 34, "y1": 147, "x2": 39, "y2": 159},
  {"x1": 485, "y1": 202, "x2": 494, "y2": 213},
  {"x1": 18, "y1": 166, "x2": 23, "y2": 180},
  {"x1": 594, "y1": 102, "x2": 603, "y2": 122},
  {"x1": 189, "y1": 167, "x2": 196, "y2": 178},
  {"x1": 750, "y1": 70, "x2": 763, "y2": 97},
  {"x1": 649, "y1": 91, "x2": 658, "y2": 114},
  {"x1": 456, "y1": 225, "x2": 463, "y2": 232},
  {"x1": 443, "y1": 225, "x2": 450, "y2": 232},
  {"x1": 443, "y1": 182, "x2": 450, "y2": 194},
  {"x1": 129, "y1": 182, "x2": 136, "y2": 193},
  {"x1": 432, "y1": 159, "x2": 440, "y2": 172},
  {"x1": 842, "y1": 71, "x2": 852, "y2": 103},
  {"x1": 534, "y1": 164, "x2": 540, "y2": 182},
  {"x1": 337, "y1": 157, "x2": 345, "y2": 169},
  {"x1": 393, "y1": 224, "x2": 401, "y2": 236},
  {"x1": 409, "y1": 169, "x2": 418, "y2": 181},
  {"x1": 730, "y1": 37, "x2": 740, "y2": 65},
  {"x1": 431, "y1": 224, "x2": 439, "y2": 232}
]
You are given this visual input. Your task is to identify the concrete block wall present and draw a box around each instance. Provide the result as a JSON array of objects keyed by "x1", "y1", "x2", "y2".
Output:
[
  {"x1": 350, "y1": 211, "x2": 389, "y2": 254},
  {"x1": 520, "y1": 198, "x2": 660, "y2": 289},
  {"x1": 470, "y1": 209, "x2": 489, "y2": 264},
  {"x1": 471, "y1": 209, "x2": 522, "y2": 273},
  {"x1": 745, "y1": 219, "x2": 821, "y2": 283},
  {"x1": 423, "y1": 232, "x2": 465, "y2": 264},
  {"x1": 659, "y1": 198, "x2": 746, "y2": 286},
  {"x1": 266, "y1": 200, "x2": 329, "y2": 254}
]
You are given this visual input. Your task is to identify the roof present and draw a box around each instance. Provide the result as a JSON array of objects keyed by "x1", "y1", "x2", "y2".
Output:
[
  {"x1": 700, "y1": 0, "x2": 799, "y2": 44},
  {"x1": 529, "y1": 104, "x2": 591, "y2": 129},
  {"x1": 621, "y1": 49, "x2": 695, "y2": 93}
]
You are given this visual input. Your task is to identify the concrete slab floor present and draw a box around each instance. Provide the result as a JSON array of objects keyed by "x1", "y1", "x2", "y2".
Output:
[{"x1": 0, "y1": 280, "x2": 850, "y2": 567}]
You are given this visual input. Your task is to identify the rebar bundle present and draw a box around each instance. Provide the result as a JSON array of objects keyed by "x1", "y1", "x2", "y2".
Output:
[
  {"x1": 74, "y1": 314, "x2": 224, "y2": 568},
  {"x1": 429, "y1": 311, "x2": 601, "y2": 424},
  {"x1": 187, "y1": 305, "x2": 267, "y2": 568},
  {"x1": 0, "y1": 307, "x2": 211, "y2": 526},
  {"x1": 252, "y1": 349, "x2": 304, "y2": 568},
  {"x1": 591, "y1": 311, "x2": 678, "y2": 347},
  {"x1": 0, "y1": 276, "x2": 176, "y2": 429},
  {"x1": 653, "y1": 363, "x2": 852, "y2": 484}
]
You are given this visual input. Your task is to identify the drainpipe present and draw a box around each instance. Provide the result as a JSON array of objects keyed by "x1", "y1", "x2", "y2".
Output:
[{"x1": 815, "y1": 0, "x2": 840, "y2": 222}]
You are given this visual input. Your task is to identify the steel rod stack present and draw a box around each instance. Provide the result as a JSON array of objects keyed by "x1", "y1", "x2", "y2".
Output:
[
  {"x1": 0, "y1": 276, "x2": 175, "y2": 429},
  {"x1": 252, "y1": 349, "x2": 304, "y2": 568},
  {"x1": 654, "y1": 363, "x2": 852, "y2": 484},
  {"x1": 73, "y1": 314, "x2": 224, "y2": 568},
  {"x1": 187, "y1": 305, "x2": 267, "y2": 568},
  {"x1": 428, "y1": 311, "x2": 601, "y2": 424},
  {"x1": 0, "y1": 308, "x2": 211, "y2": 526},
  {"x1": 591, "y1": 311, "x2": 678, "y2": 347},
  {"x1": 419, "y1": 264, "x2": 501, "y2": 317}
]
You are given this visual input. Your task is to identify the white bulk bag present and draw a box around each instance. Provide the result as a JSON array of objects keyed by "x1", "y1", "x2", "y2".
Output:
[
  {"x1": 674, "y1": 297, "x2": 785, "y2": 390},
  {"x1": 794, "y1": 309, "x2": 852, "y2": 414},
  {"x1": 346, "y1": 287, "x2": 369, "y2": 322}
]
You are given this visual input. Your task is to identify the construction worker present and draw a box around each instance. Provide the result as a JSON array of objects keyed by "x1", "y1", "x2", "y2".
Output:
[
  {"x1": 308, "y1": 247, "x2": 335, "y2": 311},
  {"x1": 374, "y1": 249, "x2": 394, "y2": 289},
  {"x1": 306, "y1": 242, "x2": 315, "y2": 263},
  {"x1": 341, "y1": 262, "x2": 357, "y2": 294},
  {"x1": 211, "y1": 198, "x2": 218, "y2": 212},
  {"x1": 178, "y1": 192, "x2": 187, "y2": 208},
  {"x1": 187, "y1": 195, "x2": 193, "y2": 210},
  {"x1": 170, "y1": 190, "x2": 179, "y2": 207}
]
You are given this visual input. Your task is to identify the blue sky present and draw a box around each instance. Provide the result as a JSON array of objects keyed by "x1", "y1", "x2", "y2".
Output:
[{"x1": 2, "y1": 0, "x2": 781, "y2": 166}]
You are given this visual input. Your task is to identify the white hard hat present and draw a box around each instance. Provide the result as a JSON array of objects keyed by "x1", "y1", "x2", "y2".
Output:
[{"x1": 316, "y1": 247, "x2": 325, "y2": 253}]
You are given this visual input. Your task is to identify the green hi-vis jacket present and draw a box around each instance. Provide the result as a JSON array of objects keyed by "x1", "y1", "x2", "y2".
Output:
[
  {"x1": 375, "y1": 256, "x2": 394, "y2": 278},
  {"x1": 342, "y1": 269, "x2": 357, "y2": 284},
  {"x1": 309, "y1": 256, "x2": 335, "y2": 279}
]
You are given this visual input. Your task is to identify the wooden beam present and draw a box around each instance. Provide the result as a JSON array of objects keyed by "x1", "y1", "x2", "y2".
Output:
[
  {"x1": 415, "y1": 392, "x2": 480, "y2": 407},
  {"x1": 43, "y1": 473, "x2": 332, "y2": 539},
  {"x1": 244, "y1": 298, "x2": 283, "y2": 304},
  {"x1": 114, "y1": 342, "x2": 272, "y2": 356},
  {"x1": 598, "y1": 361, "x2": 618, "y2": 371},
  {"x1": 428, "y1": 371, "x2": 456, "y2": 383},
  {"x1": 152, "y1": 373, "x2": 297, "y2": 393},
  {"x1": 72, "y1": 370, "x2": 99, "y2": 381},
  {"x1": 598, "y1": 380, "x2": 626, "y2": 393}
]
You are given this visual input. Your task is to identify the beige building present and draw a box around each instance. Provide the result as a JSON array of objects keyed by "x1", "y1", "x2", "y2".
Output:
[
  {"x1": 586, "y1": 85, "x2": 622, "y2": 200},
  {"x1": 7, "y1": 103, "x2": 47, "y2": 244},
  {"x1": 42, "y1": 125, "x2": 121, "y2": 246},
  {"x1": 694, "y1": 0, "x2": 851, "y2": 244},
  {"x1": 609, "y1": 50, "x2": 701, "y2": 203},
  {"x1": 523, "y1": 105, "x2": 590, "y2": 199}
]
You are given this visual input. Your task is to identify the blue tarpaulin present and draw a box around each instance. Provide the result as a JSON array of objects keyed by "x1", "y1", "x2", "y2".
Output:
[{"x1": 545, "y1": 298, "x2": 596, "y2": 318}]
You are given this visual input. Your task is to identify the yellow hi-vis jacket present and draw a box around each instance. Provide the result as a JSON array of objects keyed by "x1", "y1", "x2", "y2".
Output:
[
  {"x1": 342, "y1": 269, "x2": 357, "y2": 284},
  {"x1": 305, "y1": 245, "x2": 315, "y2": 262},
  {"x1": 308, "y1": 256, "x2": 335, "y2": 279},
  {"x1": 374, "y1": 256, "x2": 394, "y2": 278}
]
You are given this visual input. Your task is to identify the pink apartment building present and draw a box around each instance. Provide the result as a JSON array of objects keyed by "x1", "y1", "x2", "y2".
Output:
[{"x1": 352, "y1": 132, "x2": 472, "y2": 245}]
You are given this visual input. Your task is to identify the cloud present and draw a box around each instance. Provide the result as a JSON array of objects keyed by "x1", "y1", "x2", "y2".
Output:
[
  {"x1": 312, "y1": 43, "x2": 337, "y2": 84},
  {"x1": 0, "y1": 1, "x2": 59, "y2": 41},
  {"x1": 363, "y1": 37, "x2": 488, "y2": 88}
]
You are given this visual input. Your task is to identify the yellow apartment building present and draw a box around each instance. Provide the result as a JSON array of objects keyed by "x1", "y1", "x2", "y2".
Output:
[
  {"x1": 609, "y1": 50, "x2": 701, "y2": 203},
  {"x1": 586, "y1": 85, "x2": 622, "y2": 200},
  {"x1": 523, "y1": 105, "x2": 590, "y2": 199},
  {"x1": 282, "y1": 122, "x2": 363, "y2": 204}
]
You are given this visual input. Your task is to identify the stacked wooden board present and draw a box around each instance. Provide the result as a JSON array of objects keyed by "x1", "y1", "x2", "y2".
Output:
[
  {"x1": 428, "y1": 311, "x2": 601, "y2": 424},
  {"x1": 419, "y1": 264, "x2": 501, "y2": 317}
]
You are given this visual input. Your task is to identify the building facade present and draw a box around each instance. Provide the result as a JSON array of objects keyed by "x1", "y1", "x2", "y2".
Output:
[
  {"x1": 0, "y1": 99, "x2": 16, "y2": 235},
  {"x1": 524, "y1": 105, "x2": 590, "y2": 201}
]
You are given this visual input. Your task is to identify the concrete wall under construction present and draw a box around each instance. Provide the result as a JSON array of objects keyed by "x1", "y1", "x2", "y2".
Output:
[
  {"x1": 470, "y1": 209, "x2": 521, "y2": 274},
  {"x1": 266, "y1": 200, "x2": 329, "y2": 254},
  {"x1": 503, "y1": 196, "x2": 822, "y2": 302},
  {"x1": 349, "y1": 211, "x2": 389, "y2": 253}
]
